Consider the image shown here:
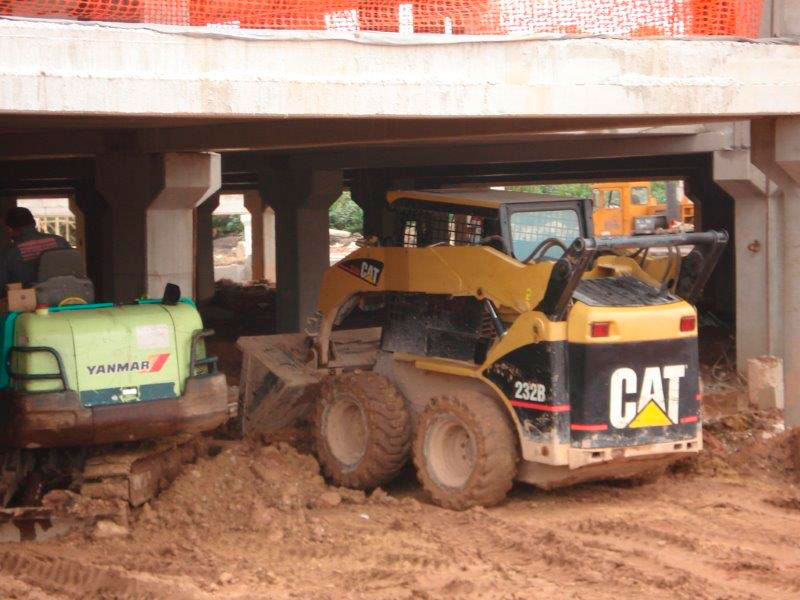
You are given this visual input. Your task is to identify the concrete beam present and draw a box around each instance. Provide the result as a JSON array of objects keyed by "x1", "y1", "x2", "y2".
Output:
[
  {"x1": 275, "y1": 125, "x2": 738, "y2": 171},
  {"x1": 0, "y1": 121, "x2": 729, "y2": 161},
  {"x1": 2, "y1": 20, "x2": 800, "y2": 123},
  {"x1": 134, "y1": 119, "x2": 721, "y2": 155}
]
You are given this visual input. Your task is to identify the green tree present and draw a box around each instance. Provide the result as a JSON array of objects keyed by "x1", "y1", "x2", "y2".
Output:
[
  {"x1": 651, "y1": 181, "x2": 667, "y2": 203},
  {"x1": 329, "y1": 191, "x2": 363, "y2": 233},
  {"x1": 212, "y1": 214, "x2": 243, "y2": 238}
]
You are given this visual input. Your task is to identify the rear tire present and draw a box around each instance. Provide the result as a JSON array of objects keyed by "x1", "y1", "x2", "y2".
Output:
[
  {"x1": 413, "y1": 394, "x2": 518, "y2": 510},
  {"x1": 313, "y1": 372, "x2": 411, "y2": 489}
]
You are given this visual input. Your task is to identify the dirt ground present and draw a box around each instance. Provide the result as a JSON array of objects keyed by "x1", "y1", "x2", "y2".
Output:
[{"x1": 0, "y1": 400, "x2": 797, "y2": 600}]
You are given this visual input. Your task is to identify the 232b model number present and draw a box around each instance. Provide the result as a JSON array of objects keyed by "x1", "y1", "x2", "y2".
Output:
[{"x1": 513, "y1": 381, "x2": 546, "y2": 402}]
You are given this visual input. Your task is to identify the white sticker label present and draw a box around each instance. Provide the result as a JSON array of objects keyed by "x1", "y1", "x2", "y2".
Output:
[{"x1": 135, "y1": 324, "x2": 170, "y2": 349}]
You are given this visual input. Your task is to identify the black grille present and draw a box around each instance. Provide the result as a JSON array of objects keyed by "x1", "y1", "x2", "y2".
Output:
[
  {"x1": 572, "y1": 276, "x2": 678, "y2": 307},
  {"x1": 392, "y1": 207, "x2": 499, "y2": 248}
]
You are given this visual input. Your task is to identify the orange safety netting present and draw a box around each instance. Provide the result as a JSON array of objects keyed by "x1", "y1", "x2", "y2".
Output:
[{"x1": 0, "y1": 0, "x2": 764, "y2": 37}]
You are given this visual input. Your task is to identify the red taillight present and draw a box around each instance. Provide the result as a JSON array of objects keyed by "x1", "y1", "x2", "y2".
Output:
[
  {"x1": 590, "y1": 322, "x2": 610, "y2": 338},
  {"x1": 680, "y1": 315, "x2": 696, "y2": 332}
]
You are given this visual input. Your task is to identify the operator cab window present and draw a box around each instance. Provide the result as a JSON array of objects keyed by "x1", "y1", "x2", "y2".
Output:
[
  {"x1": 394, "y1": 204, "x2": 499, "y2": 248},
  {"x1": 592, "y1": 189, "x2": 603, "y2": 209},
  {"x1": 631, "y1": 187, "x2": 649, "y2": 205},
  {"x1": 509, "y1": 209, "x2": 581, "y2": 261},
  {"x1": 604, "y1": 189, "x2": 621, "y2": 208}
]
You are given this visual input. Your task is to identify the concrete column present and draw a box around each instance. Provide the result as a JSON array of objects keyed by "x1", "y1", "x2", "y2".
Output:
[
  {"x1": 242, "y1": 191, "x2": 262, "y2": 281},
  {"x1": 713, "y1": 149, "x2": 776, "y2": 372},
  {"x1": 259, "y1": 164, "x2": 342, "y2": 332},
  {"x1": 95, "y1": 152, "x2": 221, "y2": 302},
  {"x1": 67, "y1": 195, "x2": 86, "y2": 264},
  {"x1": 0, "y1": 195, "x2": 17, "y2": 248},
  {"x1": 147, "y1": 153, "x2": 221, "y2": 298},
  {"x1": 243, "y1": 190, "x2": 277, "y2": 284},
  {"x1": 195, "y1": 192, "x2": 220, "y2": 305},
  {"x1": 74, "y1": 185, "x2": 109, "y2": 300},
  {"x1": 264, "y1": 206, "x2": 276, "y2": 284},
  {"x1": 752, "y1": 117, "x2": 800, "y2": 425},
  {"x1": 95, "y1": 154, "x2": 157, "y2": 302},
  {"x1": 350, "y1": 170, "x2": 391, "y2": 241},
  {"x1": 240, "y1": 211, "x2": 253, "y2": 280}
]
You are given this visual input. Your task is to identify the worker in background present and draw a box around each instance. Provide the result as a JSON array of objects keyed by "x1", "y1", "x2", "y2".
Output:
[{"x1": 0, "y1": 207, "x2": 70, "y2": 291}]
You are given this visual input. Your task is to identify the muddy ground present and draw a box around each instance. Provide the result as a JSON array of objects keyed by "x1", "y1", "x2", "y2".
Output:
[
  {"x1": 0, "y1": 336, "x2": 796, "y2": 599},
  {"x1": 0, "y1": 404, "x2": 797, "y2": 599}
]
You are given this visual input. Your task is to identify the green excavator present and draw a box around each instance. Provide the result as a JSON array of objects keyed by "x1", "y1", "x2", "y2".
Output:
[{"x1": 0, "y1": 248, "x2": 235, "y2": 540}]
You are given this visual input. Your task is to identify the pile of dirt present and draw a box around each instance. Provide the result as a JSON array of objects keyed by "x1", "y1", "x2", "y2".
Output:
[
  {"x1": 673, "y1": 408, "x2": 792, "y2": 480},
  {"x1": 139, "y1": 441, "x2": 370, "y2": 535},
  {"x1": 201, "y1": 281, "x2": 275, "y2": 339},
  {"x1": 213, "y1": 280, "x2": 275, "y2": 313}
]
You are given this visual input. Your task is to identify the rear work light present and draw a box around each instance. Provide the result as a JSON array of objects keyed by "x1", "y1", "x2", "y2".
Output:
[
  {"x1": 680, "y1": 316, "x2": 696, "y2": 332},
  {"x1": 590, "y1": 322, "x2": 610, "y2": 338}
]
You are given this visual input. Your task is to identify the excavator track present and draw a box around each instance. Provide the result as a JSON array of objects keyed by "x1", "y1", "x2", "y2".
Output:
[{"x1": 80, "y1": 434, "x2": 207, "y2": 506}]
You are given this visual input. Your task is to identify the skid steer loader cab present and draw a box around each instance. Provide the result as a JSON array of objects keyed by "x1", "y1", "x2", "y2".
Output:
[{"x1": 238, "y1": 188, "x2": 728, "y2": 510}]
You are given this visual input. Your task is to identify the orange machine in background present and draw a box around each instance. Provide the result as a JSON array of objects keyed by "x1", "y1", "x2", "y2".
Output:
[{"x1": 591, "y1": 181, "x2": 694, "y2": 236}]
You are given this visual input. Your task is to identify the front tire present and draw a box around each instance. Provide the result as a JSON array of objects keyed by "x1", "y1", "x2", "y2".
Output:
[
  {"x1": 313, "y1": 372, "x2": 411, "y2": 489},
  {"x1": 413, "y1": 394, "x2": 518, "y2": 510}
]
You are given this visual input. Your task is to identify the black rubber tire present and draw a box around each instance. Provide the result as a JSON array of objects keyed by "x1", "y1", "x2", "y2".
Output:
[
  {"x1": 313, "y1": 372, "x2": 411, "y2": 489},
  {"x1": 413, "y1": 394, "x2": 518, "y2": 510}
]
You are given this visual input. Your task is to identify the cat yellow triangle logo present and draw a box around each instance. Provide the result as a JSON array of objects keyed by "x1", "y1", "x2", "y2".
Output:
[{"x1": 629, "y1": 401, "x2": 672, "y2": 428}]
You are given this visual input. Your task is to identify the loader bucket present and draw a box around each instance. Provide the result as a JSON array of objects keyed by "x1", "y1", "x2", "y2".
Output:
[
  {"x1": 237, "y1": 333, "x2": 324, "y2": 438},
  {"x1": 237, "y1": 328, "x2": 382, "y2": 438}
]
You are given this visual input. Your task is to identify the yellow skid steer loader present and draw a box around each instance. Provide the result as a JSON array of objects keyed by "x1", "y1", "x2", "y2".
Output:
[{"x1": 237, "y1": 189, "x2": 727, "y2": 509}]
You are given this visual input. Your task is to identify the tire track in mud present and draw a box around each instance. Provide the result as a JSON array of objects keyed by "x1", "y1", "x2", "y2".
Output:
[
  {"x1": 0, "y1": 549, "x2": 202, "y2": 599},
  {"x1": 454, "y1": 512, "x2": 708, "y2": 599},
  {"x1": 559, "y1": 508, "x2": 800, "y2": 599}
]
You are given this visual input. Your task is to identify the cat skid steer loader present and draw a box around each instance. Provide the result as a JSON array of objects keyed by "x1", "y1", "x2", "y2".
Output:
[{"x1": 238, "y1": 189, "x2": 727, "y2": 509}]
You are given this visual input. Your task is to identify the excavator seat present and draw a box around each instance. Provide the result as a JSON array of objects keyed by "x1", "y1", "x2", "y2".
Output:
[{"x1": 34, "y1": 248, "x2": 94, "y2": 306}]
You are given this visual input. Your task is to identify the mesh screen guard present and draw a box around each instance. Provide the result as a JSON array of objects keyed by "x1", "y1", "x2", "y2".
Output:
[{"x1": 1, "y1": 1, "x2": 764, "y2": 37}]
